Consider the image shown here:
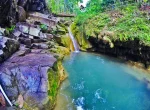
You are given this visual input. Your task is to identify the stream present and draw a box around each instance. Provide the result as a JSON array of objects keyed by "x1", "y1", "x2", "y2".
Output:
[{"x1": 55, "y1": 52, "x2": 150, "y2": 110}]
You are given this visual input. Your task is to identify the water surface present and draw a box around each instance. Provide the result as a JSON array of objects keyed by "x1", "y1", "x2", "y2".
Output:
[{"x1": 55, "y1": 52, "x2": 150, "y2": 110}]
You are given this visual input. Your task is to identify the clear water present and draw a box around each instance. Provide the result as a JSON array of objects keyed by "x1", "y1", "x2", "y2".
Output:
[{"x1": 55, "y1": 52, "x2": 150, "y2": 110}]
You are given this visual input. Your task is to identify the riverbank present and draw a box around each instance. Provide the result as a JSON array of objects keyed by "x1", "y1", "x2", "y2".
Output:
[{"x1": 71, "y1": 4, "x2": 150, "y2": 69}]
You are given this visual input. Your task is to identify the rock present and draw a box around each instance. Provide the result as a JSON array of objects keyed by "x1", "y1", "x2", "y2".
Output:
[
  {"x1": 0, "y1": 49, "x2": 57, "y2": 108},
  {"x1": 39, "y1": 32, "x2": 47, "y2": 39},
  {"x1": 5, "y1": 87, "x2": 19, "y2": 99},
  {"x1": 29, "y1": 27, "x2": 40, "y2": 37},
  {"x1": 18, "y1": 6, "x2": 27, "y2": 22},
  {"x1": 19, "y1": 25, "x2": 29, "y2": 34},
  {"x1": 18, "y1": 49, "x2": 31, "y2": 56},
  {"x1": 0, "y1": 37, "x2": 20, "y2": 63},
  {"x1": 0, "y1": 0, "x2": 17, "y2": 26},
  {"x1": 12, "y1": 30, "x2": 21, "y2": 38},
  {"x1": 39, "y1": 78, "x2": 47, "y2": 92},
  {"x1": 19, "y1": 38, "x2": 32, "y2": 46},
  {"x1": 0, "y1": 28, "x2": 5, "y2": 36},
  {"x1": 18, "y1": 0, "x2": 28, "y2": 7},
  {"x1": 29, "y1": 35, "x2": 34, "y2": 39},
  {"x1": 27, "y1": 12, "x2": 57, "y2": 27},
  {"x1": 32, "y1": 39, "x2": 47, "y2": 43},
  {"x1": 46, "y1": 34, "x2": 53, "y2": 40},
  {"x1": 0, "y1": 73, "x2": 12, "y2": 86},
  {"x1": 31, "y1": 43, "x2": 48, "y2": 49},
  {"x1": 0, "y1": 92, "x2": 6, "y2": 106}
]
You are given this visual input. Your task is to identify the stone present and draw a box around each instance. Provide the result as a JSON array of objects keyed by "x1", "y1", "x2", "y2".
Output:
[
  {"x1": 29, "y1": 27, "x2": 40, "y2": 37},
  {"x1": 31, "y1": 43, "x2": 48, "y2": 49},
  {"x1": 46, "y1": 34, "x2": 53, "y2": 40},
  {"x1": 32, "y1": 39, "x2": 46, "y2": 43},
  {"x1": 18, "y1": 6, "x2": 26, "y2": 22},
  {"x1": 18, "y1": 49, "x2": 31, "y2": 56},
  {"x1": 27, "y1": 12, "x2": 57, "y2": 27},
  {"x1": 12, "y1": 30, "x2": 21, "y2": 37},
  {"x1": 19, "y1": 38, "x2": 32, "y2": 46},
  {"x1": 5, "y1": 87, "x2": 19, "y2": 98},
  {"x1": 29, "y1": 35, "x2": 34, "y2": 39},
  {"x1": 39, "y1": 78, "x2": 47, "y2": 92},
  {"x1": 0, "y1": 73, "x2": 12, "y2": 86},
  {"x1": 0, "y1": 28, "x2": 5, "y2": 36},
  {"x1": 19, "y1": 25, "x2": 29, "y2": 34},
  {"x1": 0, "y1": 37, "x2": 19, "y2": 63}
]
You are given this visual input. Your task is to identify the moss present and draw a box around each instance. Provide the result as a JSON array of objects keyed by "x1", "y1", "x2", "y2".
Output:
[
  {"x1": 60, "y1": 34, "x2": 74, "y2": 51},
  {"x1": 75, "y1": 4, "x2": 150, "y2": 46},
  {"x1": 50, "y1": 45, "x2": 70, "y2": 56},
  {"x1": 47, "y1": 60, "x2": 67, "y2": 109}
]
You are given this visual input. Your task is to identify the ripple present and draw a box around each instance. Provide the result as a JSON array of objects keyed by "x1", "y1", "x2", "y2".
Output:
[
  {"x1": 94, "y1": 89, "x2": 106, "y2": 103},
  {"x1": 72, "y1": 81, "x2": 85, "y2": 90},
  {"x1": 74, "y1": 97, "x2": 85, "y2": 110}
]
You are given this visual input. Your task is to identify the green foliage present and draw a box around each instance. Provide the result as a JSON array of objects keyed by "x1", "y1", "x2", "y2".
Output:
[
  {"x1": 47, "y1": 0, "x2": 79, "y2": 14},
  {"x1": 74, "y1": 3, "x2": 150, "y2": 45},
  {"x1": 40, "y1": 24, "x2": 48, "y2": 31},
  {"x1": 5, "y1": 25, "x2": 15, "y2": 35}
]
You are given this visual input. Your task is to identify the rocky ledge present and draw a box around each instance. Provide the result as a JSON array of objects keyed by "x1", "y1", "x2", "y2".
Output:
[
  {"x1": 0, "y1": 10, "x2": 70, "y2": 109},
  {"x1": 88, "y1": 37, "x2": 150, "y2": 69}
]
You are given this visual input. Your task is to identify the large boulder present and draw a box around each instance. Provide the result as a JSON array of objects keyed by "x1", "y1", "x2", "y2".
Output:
[
  {"x1": 0, "y1": 49, "x2": 58, "y2": 109},
  {"x1": 0, "y1": 36, "x2": 20, "y2": 63},
  {"x1": 0, "y1": 0, "x2": 48, "y2": 26}
]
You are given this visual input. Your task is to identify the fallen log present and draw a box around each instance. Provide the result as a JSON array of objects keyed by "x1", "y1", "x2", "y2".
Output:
[{"x1": 53, "y1": 13, "x2": 75, "y2": 17}]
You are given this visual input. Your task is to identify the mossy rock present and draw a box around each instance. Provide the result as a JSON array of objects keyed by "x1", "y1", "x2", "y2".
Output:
[
  {"x1": 47, "y1": 60, "x2": 67, "y2": 109},
  {"x1": 60, "y1": 34, "x2": 74, "y2": 51},
  {"x1": 50, "y1": 45, "x2": 70, "y2": 56}
]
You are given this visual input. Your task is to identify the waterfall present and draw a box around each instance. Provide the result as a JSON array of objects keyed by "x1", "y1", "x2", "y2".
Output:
[{"x1": 68, "y1": 27, "x2": 80, "y2": 52}]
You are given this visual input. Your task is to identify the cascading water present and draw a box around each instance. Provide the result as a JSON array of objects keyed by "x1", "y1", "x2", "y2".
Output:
[{"x1": 68, "y1": 27, "x2": 80, "y2": 52}]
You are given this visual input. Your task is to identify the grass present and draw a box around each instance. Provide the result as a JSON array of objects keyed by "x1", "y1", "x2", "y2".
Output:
[{"x1": 74, "y1": 4, "x2": 150, "y2": 46}]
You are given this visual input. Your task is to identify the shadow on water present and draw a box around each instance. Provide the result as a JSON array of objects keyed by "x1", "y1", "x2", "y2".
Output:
[{"x1": 55, "y1": 52, "x2": 150, "y2": 110}]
